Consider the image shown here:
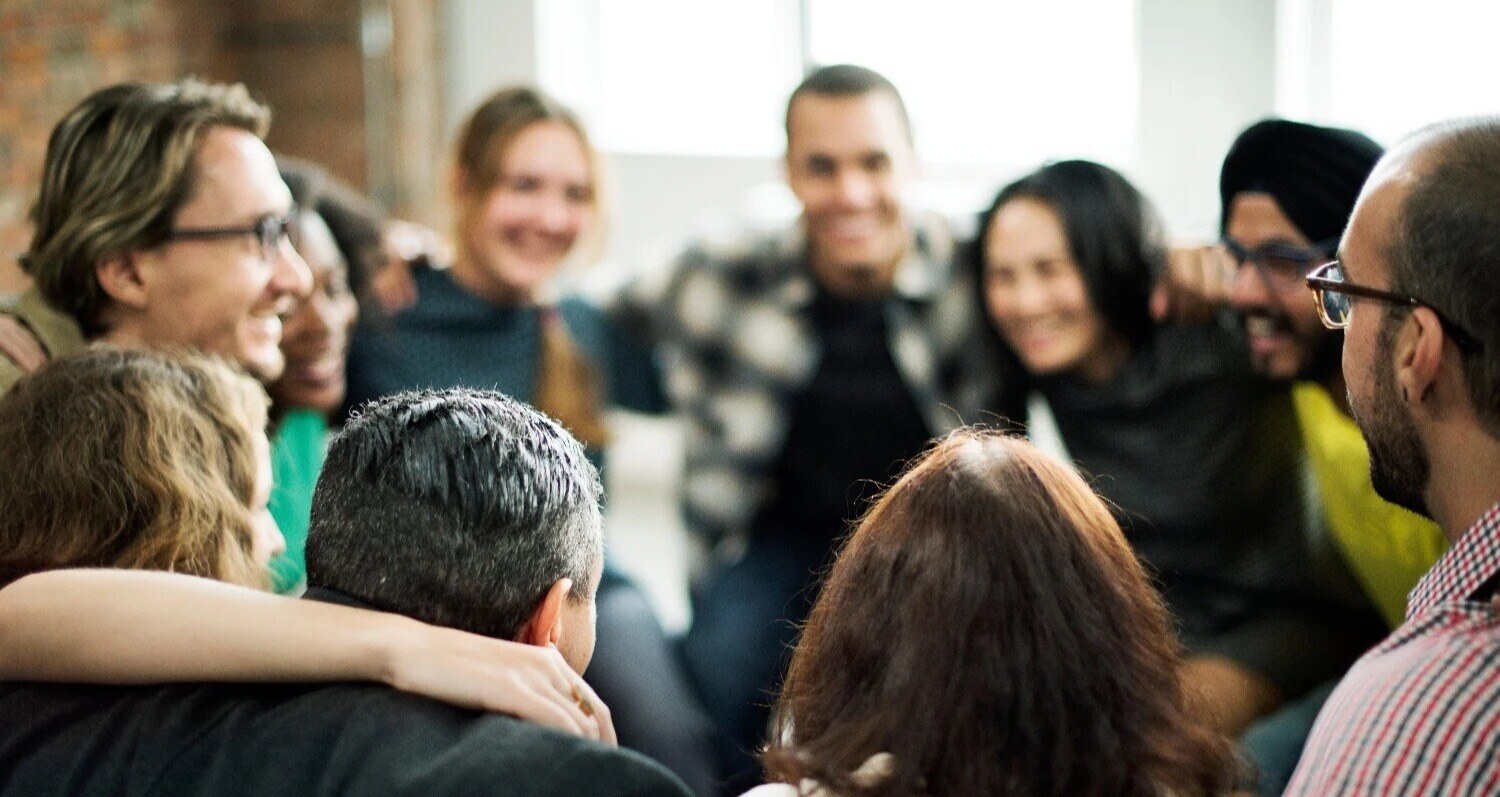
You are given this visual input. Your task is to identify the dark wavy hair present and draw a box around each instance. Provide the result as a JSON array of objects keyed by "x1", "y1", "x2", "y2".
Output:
[
  {"x1": 765, "y1": 429, "x2": 1236, "y2": 796},
  {"x1": 977, "y1": 159, "x2": 1168, "y2": 351}
]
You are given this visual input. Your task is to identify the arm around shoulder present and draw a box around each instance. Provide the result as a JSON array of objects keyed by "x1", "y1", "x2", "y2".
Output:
[{"x1": 0, "y1": 569, "x2": 612, "y2": 742}]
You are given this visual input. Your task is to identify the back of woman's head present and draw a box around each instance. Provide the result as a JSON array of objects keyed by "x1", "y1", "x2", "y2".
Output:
[
  {"x1": 0, "y1": 347, "x2": 268, "y2": 588},
  {"x1": 767, "y1": 429, "x2": 1234, "y2": 797},
  {"x1": 980, "y1": 160, "x2": 1167, "y2": 348}
]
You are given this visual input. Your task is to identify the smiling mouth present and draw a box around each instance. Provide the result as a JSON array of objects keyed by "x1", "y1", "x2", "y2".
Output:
[
  {"x1": 285, "y1": 352, "x2": 344, "y2": 384},
  {"x1": 1244, "y1": 313, "x2": 1293, "y2": 339},
  {"x1": 503, "y1": 232, "x2": 573, "y2": 262}
]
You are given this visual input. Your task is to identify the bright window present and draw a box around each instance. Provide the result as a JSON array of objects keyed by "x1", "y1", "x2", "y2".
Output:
[
  {"x1": 1277, "y1": 0, "x2": 1500, "y2": 143},
  {"x1": 807, "y1": 0, "x2": 1139, "y2": 167},
  {"x1": 540, "y1": 0, "x2": 1141, "y2": 167}
]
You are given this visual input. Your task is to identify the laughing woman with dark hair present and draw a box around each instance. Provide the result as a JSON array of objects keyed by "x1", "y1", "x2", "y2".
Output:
[
  {"x1": 977, "y1": 160, "x2": 1382, "y2": 740},
  {"x1": 748, "y1": 430, "x2": 1238, "y2": 797}
]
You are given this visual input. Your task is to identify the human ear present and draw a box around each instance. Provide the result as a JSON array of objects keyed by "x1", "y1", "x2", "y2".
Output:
[
  {"x1": 519, "y1": 578, "x2": 572, "y2": 649},
  {"x1": 95, "y1": 252, "x2": 150, "y2": 311},
  {"x1": 1396, "y1": 307, "x2": 1445, "y2": 405}
]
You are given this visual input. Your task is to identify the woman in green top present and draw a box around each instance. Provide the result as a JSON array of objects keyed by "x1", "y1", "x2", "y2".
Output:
[{"x1": 263, "y1": 161, "x2": 365, "y2": 593}]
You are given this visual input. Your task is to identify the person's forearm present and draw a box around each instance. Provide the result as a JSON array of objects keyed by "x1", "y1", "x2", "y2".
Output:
[{"x1": 0, "y1": 569, "x2": 410, "y2": 684}]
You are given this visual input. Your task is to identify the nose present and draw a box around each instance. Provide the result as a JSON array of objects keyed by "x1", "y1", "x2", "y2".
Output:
[
  {"x1": 1010, "y1": 274, "x2": 1052, "y2": 318},
  {"x1": 261, "y1": 517, "x2": 287, "y2": 562},
  {"x1": 832, "y1": 169, "x2": 876, "y2": 210},
  {"x1": 1228, "y1": 262, "x2": 1269, "y2": 311},
  {"x1": 271, "y1": 237, "x2": 313, "y2": 300},
  {"x1": 538, "y1": 193, "x2": 575, "y2": 235}
]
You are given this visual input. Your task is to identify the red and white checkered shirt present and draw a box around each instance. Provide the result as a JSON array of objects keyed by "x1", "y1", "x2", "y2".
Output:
[{"x1": 1286, "y1": 502, "x2": 1500, "y2": 796}]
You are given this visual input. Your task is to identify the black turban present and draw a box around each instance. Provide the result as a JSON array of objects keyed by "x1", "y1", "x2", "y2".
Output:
[{"x1": 1219, "y1": 119, "x2": 1384, "y2": 245}]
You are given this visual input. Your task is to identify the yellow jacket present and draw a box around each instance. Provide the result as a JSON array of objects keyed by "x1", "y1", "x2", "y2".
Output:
[{"x1": 1293, "y1": 381, "x2": 1448, "y2": 627}]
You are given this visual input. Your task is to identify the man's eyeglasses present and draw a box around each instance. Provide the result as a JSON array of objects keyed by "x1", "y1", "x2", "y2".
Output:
[
  {"x1": 1306, "y1": 261, "x2": 1481, "y2": 352},
  {"x1": 162, "y1": 207, "x2": 298, "y2": 263},
  {"x1": 1223, "y1": 236, "x2": 1336, "y2": 280}
]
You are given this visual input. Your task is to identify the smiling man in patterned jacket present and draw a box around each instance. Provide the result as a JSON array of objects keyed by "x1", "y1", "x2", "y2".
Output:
[{"x1": 607, "y1": 65, "x2": 1001, "y2": 784}]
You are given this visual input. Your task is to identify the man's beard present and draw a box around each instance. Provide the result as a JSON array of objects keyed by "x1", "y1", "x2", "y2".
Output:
[{"x1": 1355, "y1": 326, "x2": 1431, "y2": 518}]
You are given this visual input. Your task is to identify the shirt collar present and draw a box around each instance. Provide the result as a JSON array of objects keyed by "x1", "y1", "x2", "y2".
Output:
[
  {"x1": 1407, "y1": 502, "x2": 1500, "y2": 616},
  {"x1": 16, "y1": 287, "x2": 86, "y2": 358}
]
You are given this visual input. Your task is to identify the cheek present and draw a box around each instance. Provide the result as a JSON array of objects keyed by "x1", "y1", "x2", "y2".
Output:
[
  {"x1": 985, "y1": 281, "x2": 1019, "y2": 324},
  {"x1": 1342, "y1": 318, "x2": 1376, "y2": 381},
  {"x1": 334, "y1": 296, "x2": 359, "y2": 335},
  {"x1": 475, "y1": 192, "x2": 530, "y2": 237},
  {"x1": 279, "y1": 306, "x2": 316, "y2": 340},
  {"x1": 1278, "y1": 285, "x2": 1322, "y2": 329},
  {"x1": 791, "y1": 177, "x2": 834, "y2": 213},
  {"x1": 1054, "y1": 277, "x2": 1096, "y2": 321}
]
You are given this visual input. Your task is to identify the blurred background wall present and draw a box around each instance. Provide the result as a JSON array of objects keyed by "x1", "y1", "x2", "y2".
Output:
[{"x1": 0, "y1": 0, "x2": 442, "y2": 295}]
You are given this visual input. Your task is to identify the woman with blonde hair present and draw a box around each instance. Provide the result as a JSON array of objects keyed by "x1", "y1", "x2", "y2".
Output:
[
  {"x1": 747, "y1": 430, "x2": 1239, "y2": 797},
  {"x1": 0, "y1": 348, "x2": 615, "y2": 743},
  {"x1": 342, "y1": 86, "x2": 714, "y2": 793},
  {"x1": 0, "y1": 346, "x2": 280, "y2": 589},
  {"x1": 344, "y1": 85, "x2": 659, "y2": 446}
]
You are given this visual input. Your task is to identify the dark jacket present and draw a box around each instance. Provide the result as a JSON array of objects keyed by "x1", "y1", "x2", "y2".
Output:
[{"x1": 0, "y1": 592, "x2": 691, "y2": 797}]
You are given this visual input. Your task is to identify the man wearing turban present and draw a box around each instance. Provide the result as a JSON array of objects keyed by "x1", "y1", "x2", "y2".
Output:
[{"x1": 1169, "y1": 119, "x2": 1448, "y2": 794}]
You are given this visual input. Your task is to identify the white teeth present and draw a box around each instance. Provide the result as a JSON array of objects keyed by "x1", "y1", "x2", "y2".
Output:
[{"x1": 1246, "y1": 316, "x2": 1279, "y2": 336}]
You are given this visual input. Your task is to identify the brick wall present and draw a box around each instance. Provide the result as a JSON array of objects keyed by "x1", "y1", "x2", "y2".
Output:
[{"x1": 0, "y1": 0, "x2": 441, "y2": 296}]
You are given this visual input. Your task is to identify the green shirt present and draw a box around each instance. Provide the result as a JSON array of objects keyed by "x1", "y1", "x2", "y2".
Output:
[{"x1": 267, "y1": 408, "x2": 329, "y2": 593}]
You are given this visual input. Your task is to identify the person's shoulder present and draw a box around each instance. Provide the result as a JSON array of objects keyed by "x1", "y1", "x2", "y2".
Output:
[
  {"x1": 287, "y1": 684, "x2": 691, "y2": 796},
  {"x1": 558, "y1": 295, "x2": 606, "y2": 333},
  {"x1": 386, "y1": 266, "x2": 487, "y2": 324},
  {"x1": 739, "y1": 785, "x2": 801, "y2": 797},
  {"x1": 0, "y1": 356, "x2": 22, "y2": 396},
  {"x1": 404, "y1": 704, "x2": 692, "y2": 796},
  {"x1": 673, "y1": 219, "x2": 800, "y2": 280}
]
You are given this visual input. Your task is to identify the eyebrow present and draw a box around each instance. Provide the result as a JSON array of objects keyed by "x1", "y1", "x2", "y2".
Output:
[{"x1": 1226, "y1": 234, "x2": 1315, "y2": 249}]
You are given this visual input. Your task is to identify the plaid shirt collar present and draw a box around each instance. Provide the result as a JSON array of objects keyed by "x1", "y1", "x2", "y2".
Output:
[
  {"x1": 1407, "y1": 502, "x2": 1500, "y2": 615},
  {"x1": 776, "y1": 212, "x2": 955, "y2": 310}
]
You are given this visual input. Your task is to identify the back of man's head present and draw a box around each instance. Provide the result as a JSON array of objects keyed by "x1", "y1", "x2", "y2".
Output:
[
  {"x1": 784, "y1": 64, "x2": 911, "y2": 143},
  {"x1": 305, "y1": 388, "x2": 604, "y2": 642},
  {"x1": 22, "y1": 79, "x2": 270, "y2": 336},
  {"x1": 1391, "y1": 116, "x2": 1500, "y2": 436}
]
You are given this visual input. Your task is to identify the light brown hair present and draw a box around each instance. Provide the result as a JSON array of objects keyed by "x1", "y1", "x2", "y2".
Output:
[
  {"x1": 450, "y1": 85, "x2": 603, "y2": 259},
  {"x1": 0, "y1": 347, "x2": 269, "y2": 589},
  {"x1": 766, "y1": 429, "x2": 1236, "y2": 796},
  {"x1": 21, "y1": 79, "x2": 271, "y2": 336},
  {"x1": 451, "y1": 86, "x2": 610, "y2": 447}
]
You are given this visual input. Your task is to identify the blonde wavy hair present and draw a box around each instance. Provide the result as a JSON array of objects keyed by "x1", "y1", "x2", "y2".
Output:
[{"x1": 0, "y1": 348, "x2": 269, "y2": 589}]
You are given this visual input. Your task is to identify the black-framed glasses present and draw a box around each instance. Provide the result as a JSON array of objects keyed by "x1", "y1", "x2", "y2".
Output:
[
  {"x1": 1306, "y1": 261, "x2": 1481, "y2": 352},
  {"x1": 162, "y1": 206, "x2": 298, "y2": 263}
]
